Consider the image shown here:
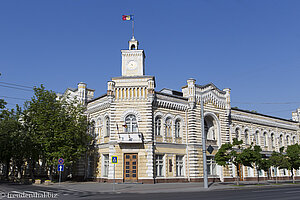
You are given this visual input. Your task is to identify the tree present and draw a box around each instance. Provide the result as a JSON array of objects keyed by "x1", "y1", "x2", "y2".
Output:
[
  {"x1": 0, "y1": 102, "x2": 28, "y2": 180},
  {"x1": 23, "y1": 85, "x2": 92, "y2": 181},
  {"x1": 285, "y1": 144, "x2": 300, "y2": 183},
  {"x1": 215, "y1": 138, "x2": 244, "y2": 185},
  {"x1": 269, "y1": 147, "x2": 285, "y2": 184}
]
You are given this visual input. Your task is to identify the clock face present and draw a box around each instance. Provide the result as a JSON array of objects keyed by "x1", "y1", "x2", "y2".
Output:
[{"x1": 127, "y1": 60, "x2": 137, "y2": 70}]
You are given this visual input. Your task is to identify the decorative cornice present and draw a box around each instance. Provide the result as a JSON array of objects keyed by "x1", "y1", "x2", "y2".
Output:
[
  {"x1": 87, "y1": 100, "x2": 110, "y2": 113},
  {"x1": 154, "y1": 99, "x2": 188, "y2": 111},
  {"x1": 231, "y1": 114, "x2": 298, "y2": 131},
  {"x1": 195, "y1": 92, "x2": 227, "y2": 109}
]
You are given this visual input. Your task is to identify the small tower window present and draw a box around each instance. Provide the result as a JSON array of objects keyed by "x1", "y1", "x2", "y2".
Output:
[{"x1": 131, "y1": 44, "x2": 136, "y2": 50}]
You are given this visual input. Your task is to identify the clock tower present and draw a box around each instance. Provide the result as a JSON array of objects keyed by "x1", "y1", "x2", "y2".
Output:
[{"x1": 121, "y1": 37, "x2": 145, "y2": 76}]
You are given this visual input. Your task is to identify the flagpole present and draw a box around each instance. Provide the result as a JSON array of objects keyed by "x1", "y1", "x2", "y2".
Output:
[{"x1": 132, "y1": 19, "x2": 134, "y2": 39}]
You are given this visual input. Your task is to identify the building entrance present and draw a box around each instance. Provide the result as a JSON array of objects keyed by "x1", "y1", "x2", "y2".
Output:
[{"x1": 124, "y1": 154, "x2": 138, "y2": 182}]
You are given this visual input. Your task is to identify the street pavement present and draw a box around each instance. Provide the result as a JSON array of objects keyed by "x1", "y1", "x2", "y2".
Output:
[{"x1": 0, "y1": 181, "x2": 300, "y2": 199}]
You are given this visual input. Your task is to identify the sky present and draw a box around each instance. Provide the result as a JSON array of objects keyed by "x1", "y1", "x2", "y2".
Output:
[{"x1": 0, "y1": 0, "x2": 300, "y2": 119}]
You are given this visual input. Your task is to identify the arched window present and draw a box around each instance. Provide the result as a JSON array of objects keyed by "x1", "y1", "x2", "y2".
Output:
[
  {"x1": 95, "y1": 119, "x2": 101, "y2": 139},
  {"x1": 155, "y1": 116, "x2": 162, "y2": 136},
  {"x1": 262, "y1": 132, "x2": 268, "y2": 147},
  {"x1": 175, "y1": 119, "x2": 181, "y2": 138},
  {"x1": 235, "y1": 128, "x2": 240, "y2": 141},
  {"x1": 271, "y1": 133, "x2": 275, "y2": 147},
  {"x1": 293, "y1": 136, "x2": 296, "y2": 145},
  {"x1": 131, "y1": 44, "x2": 136, "y2": 50},
  {"x1": 254, "y1": 131, "x2": 259, "y2": 145},
  {"x1": 105, "y1": 117, "x2": 110, "y2": 137},
  {"x1": 165, "y1": 118, "x2": 172, "y2": 137},
  {"x1": 279, "y1": 135, "x2": 283, "y2": 147},
  {"x1": 286, "y1": 135, "x2": 290, "y2": 146},
  {"x1": 90, "y1": 120, "x2": 95, "y2": 137},
  {"x1": 245, "y1": 130, "x2": 249, "y2": 145},
  {"x1": 204, "y1": 116, "x2": 215, "y2": 140},
  {"x1": 125, "y1": 114, "x2": 138, "y2": 132}
]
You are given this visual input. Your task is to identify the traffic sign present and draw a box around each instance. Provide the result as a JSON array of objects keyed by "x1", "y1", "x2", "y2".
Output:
[
  {"x1": 112, "y1": 156, "x2": 118, "y2": 164},
  {"x1": 58, "y1": 158, "x2": 64, "y2": 165},
  {"x1": 58, "y1": 164, "x2": 64, "y2": 171}
]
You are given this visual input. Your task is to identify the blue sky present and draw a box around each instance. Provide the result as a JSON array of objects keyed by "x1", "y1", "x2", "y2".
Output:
[{"x1": 0, "y1": 0, "x2": 300, "y2": 119}]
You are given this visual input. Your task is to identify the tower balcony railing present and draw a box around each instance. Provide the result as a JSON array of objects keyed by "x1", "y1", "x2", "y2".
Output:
[{"x1": 117, "y1": 132, "x2": 143, "y2": 144}]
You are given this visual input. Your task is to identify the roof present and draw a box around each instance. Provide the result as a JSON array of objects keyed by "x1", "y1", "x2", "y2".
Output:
[
  {"x1": 231, "y1": 107, "x2": 298, "y2": 123},
  {"x1": 87, "y1": 93, "x2": 107, "y2": 103}
]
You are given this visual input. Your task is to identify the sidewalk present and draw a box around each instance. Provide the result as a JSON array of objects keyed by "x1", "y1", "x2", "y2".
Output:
[{"x1": 39, "y1": 180, "x2": 300, "y2": 194}]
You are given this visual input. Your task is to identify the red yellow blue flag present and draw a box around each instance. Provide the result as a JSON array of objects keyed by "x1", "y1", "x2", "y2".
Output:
[{"x1": 122, "y1": 15, "x2": 134, "y2": 21}]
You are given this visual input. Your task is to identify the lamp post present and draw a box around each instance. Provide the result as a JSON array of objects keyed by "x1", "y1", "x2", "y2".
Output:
[{"x1": 201, "y1": 88, "x2": 215, "y2": 189}]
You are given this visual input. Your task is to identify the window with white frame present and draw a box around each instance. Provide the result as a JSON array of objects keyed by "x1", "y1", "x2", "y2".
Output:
[
  {"x1": 104, "y1": 117, "x2": 110, "y2": 137},
  {"x1": 254, "y1": 131, "x2": 259, "y2": 145},
  {"x1": 96, "y1": 119, "x2": 101, "y2": 139},
  {"x1": 90, "y1": 121, "x2": 96, "y2": 137},
  {"x1": 245, "y1": 130, "x2": 249, "y2": 145},
  {"x1": 165, "y1": 118, "x2": 172, "y2": 137},
  {"x1": 155, "y1": 116, "x2": 162, "y2": 136},
  {"x1": 207, "y1": 156, "x2": 217, "y2": 175},
  {"x1": 263, "y1": 132, "x2": 268, "y2": 146},
  {"x1": 103, "y1": 154, "x2": 109, "y2": 177},
  {"x1": 125, "y1": 114, "x2": 138, "y2": 132},
  {"x1": 176, "y1": 155, "x2": 184, "y2": 176},
  {"x1": 293, "y1": 136, "x2": 296, "y2": 145},
  {"x1": 271, "y1": 133, "x2": 275, "y2": 147},
  {"x1": 155, "y1": 155, "x2": 164, "y2": 177},
  {"x1": 175, "y1": 119, "x2": 181, "y2": 138},
  {"x1": 279, "y1": 135, "x2": 283, "y2": 147},
  {"x1": 235, "y1": 128, "x2": 240, "y2": 141}
]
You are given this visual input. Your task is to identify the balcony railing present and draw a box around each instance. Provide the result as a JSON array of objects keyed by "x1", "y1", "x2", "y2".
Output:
[{"x1": 117, "y1": 132, "x2": 143, "y2": 144}]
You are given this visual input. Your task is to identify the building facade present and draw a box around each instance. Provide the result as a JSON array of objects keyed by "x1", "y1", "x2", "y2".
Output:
[{"x1": 69, "y1": 37, "x2": 300, "y2": 183}]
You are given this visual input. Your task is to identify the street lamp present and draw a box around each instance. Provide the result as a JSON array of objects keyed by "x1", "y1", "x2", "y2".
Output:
[{"x1": 201, "y1": 88, "x2": 215, "y2": 189}]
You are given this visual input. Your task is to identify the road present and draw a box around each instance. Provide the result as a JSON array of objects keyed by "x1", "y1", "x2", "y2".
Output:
[{"x1": 0, "y1": 183, "x2": 300, "y2": 200}]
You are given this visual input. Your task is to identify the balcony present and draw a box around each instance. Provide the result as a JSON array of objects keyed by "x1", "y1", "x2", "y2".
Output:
[{"x1": 117, "y1": 132, "x2": 143, "y2": 144}]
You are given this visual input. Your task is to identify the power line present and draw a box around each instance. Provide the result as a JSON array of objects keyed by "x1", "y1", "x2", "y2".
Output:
[
  {"x1": 0, "y1": 95, "x2": 28, "y2": 101},
  {"x1": 0, "y1": 81, "x2": 33, "y2": 89},
  {"x1": 0, "y1": 84, "x2": 33, "y2": 92},
  {"x1": 232, "y1": 101, "x2": 300, "y2": 105}
]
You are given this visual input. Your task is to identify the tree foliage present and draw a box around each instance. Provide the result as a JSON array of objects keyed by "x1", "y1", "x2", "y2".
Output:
[{"x1": 22, "y1": 85, "x2": 92, "y2": 180}]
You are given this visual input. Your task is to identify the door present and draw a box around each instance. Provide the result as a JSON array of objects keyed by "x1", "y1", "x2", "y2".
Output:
[{"x1": 124, "y1": 154, "x2": 138, "y2": 182}]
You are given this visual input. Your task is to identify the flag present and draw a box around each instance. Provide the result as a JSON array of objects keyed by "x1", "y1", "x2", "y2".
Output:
[{"x1": 122, "y1": 15, "x2": 134, "y2": 21}]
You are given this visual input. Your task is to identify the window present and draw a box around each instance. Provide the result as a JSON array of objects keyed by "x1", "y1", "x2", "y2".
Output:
[
  {"x1": 235, "y1": 128, "x2": 240, "y2": 141},
  {"x1": 254, "y1": 131, "x2": 259, "y2": 145},
  {"x1": 90, "y1": 121, "x2": 96, "y2": 137},
  {"x1": 105, "y1": 117, "x2": 110, "y2": 137},
  {"x1": 271, "y1": 134, "x2": 275, "y2": 147},
  {"x1": 155, "y1": 116, "x2": 162, "y2": 136},
  {"x1": 293, "y1": 136, "x2": 296, "y2": 145},
  {"x1": 103, "y1": 154, "x2": 109, "y2": 177},
  {"x1": 165, "y1": 118, "x2": 172, "y2": 137},
  {"x1": 175, "y1": 119, "x2": 181, "y2": 138},
  {"x1": 286, "y1": 135, "x2": 290, "y2": 146},
  {"x1": 176, "y1": 155, "x2": 184, "y2": 177},
  {"x1": 125, "y1": 114, "x2": 138, "y2": 132},
  {"x1": 96, "y1": 119, "x2": 101, "y2": 139},
  {"x1": 155, "y1": 155, "x2": 164, "y2": 177},
  {"x1": 245, "y1": 130, "x2": 249, "y2": 145},
  {"x1": 279, "y1": 135, "x2": 283, "y2": 147},
  {"x1": 207, "y1": 156, "x2": 217, "y2": 175},
  {"x1": 258, "y1": 170, "x2": 264, "y2": 176},
  {"x1": 263, "y1": 132, "x2": 268, "y2": 146}
]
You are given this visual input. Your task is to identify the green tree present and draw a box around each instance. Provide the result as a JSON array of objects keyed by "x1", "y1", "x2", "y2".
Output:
[
  {"x1": 285, "y1": 144, "x2": 300, "y2": 183},
  {"x1": 0, "y1": 102, "x2": 28, "y2": 180},
  {"x1": 23, "y1": 85, "x2": 92, "y2": 181},
  {"x1": 215, "y1": 138, "x2": 244, "y2": 185},
  {"x1": 269, "y1": 147, "x2": 285, "y2": 184}
]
